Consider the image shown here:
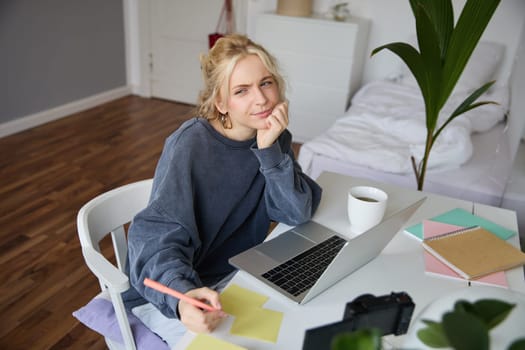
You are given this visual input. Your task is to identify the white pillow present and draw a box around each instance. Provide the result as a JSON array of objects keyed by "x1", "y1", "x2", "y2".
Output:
[{"x1": 398, "y1": 40, "x2": 505, "y2": 93}]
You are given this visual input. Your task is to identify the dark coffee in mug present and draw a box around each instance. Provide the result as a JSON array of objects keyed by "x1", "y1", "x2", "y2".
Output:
[{"x1": 356, "y1": 196, "x2": 379, "y2": 202}]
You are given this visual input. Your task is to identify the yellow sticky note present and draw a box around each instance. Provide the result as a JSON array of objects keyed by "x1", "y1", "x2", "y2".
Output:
[
  {"x1": 220, "y1": 284, "x2": 269, "y2": 316},
  {"x1": 186, "y1": 334, "x2": 247, "y2": 350},
  {"x1": 230, "y1": 307, "x2": 284, "y2": 343},
  {"x1": 220, "y1": 283, "x2": 284, "y2": 343}
]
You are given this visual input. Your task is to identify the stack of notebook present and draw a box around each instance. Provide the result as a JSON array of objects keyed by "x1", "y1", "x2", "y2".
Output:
[
  {"x1": 405, "y1": 208, "x2": 525, "y2": 287},
  {"x1": 422, "y1": 225, "x2": 525, "y2": 280}
]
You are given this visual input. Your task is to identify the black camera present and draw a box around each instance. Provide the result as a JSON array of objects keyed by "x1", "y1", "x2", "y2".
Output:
[
  {"x1": 344, "y1": 291, "x2": 415, "y2": 336},
  {"x1": 302, "y1": 292, "x2": 415, "y2": 350}
]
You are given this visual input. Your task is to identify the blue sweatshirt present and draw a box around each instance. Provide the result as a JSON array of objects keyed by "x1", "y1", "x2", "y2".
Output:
[{"x1": 123, "y1": 118, "x2": 322, "y2": 318}]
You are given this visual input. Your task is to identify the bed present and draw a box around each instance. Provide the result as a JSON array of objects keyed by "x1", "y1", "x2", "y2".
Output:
[{"x1": 297, "y1": 41, "x2": 520, "y2": 207}]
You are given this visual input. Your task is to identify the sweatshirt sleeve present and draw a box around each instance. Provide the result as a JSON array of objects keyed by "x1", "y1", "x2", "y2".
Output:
[
  {"x1": 126, "y1": 128, "x2": 203, "y2": 319},
  {"x1": 126, "y1": 202, "x2": 202, "y2": 319},
  {"x1": 251, "y1": 131, "x2": 322, "y2": 225}
]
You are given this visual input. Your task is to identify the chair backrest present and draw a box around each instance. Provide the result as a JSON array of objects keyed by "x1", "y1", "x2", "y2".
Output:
[
  {"x1": 77, "y1": 179, "x2": 153, "y2": 275},
  {"x1": 77, "y1": 179, "x2": 153, "y2": 350}
]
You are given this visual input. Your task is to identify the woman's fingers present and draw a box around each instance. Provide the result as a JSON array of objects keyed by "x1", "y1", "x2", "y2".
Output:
[
  {"x1": 271, "y1": 101, "x2": 289, "y2": 127},
  {"x1": 178, "y1": 287, "x2": 227, "y2": 333},
  {"x1": 256, "y1": 102, "x2": 289, "y2": 148},
  {"x1": 186, "y1": 287, "x2": 223, "y2": 310}
]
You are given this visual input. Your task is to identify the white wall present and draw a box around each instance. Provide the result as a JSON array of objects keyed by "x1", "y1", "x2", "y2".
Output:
[
  {"x1": 0, "y1": 0, "x2": 129, "y2": 137},
  {"x1": 508, "y1": 20, "x2": 525, "y2": 155},
  {"x1": 246, "y1": 0, "x2": 525, "y2": 85},
  {"x1": 1, "y1": 0, "x2": 127, "y2": 124}
]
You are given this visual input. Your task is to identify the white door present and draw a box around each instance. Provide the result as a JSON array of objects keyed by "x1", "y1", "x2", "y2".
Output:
[{"x1": 149, "y1": 0, "x2": 224, "y2": 104}]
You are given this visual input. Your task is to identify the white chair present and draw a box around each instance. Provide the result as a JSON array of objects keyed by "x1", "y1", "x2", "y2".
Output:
[{"x1": 77, "y1": 179, "x2": 153, "y2": 350}]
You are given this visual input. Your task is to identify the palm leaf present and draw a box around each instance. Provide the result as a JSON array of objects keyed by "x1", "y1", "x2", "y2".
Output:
[
  {"x1": 371, "y1": 42, "x2": 432, "y2": 106},
  {"x1": 440, "y1": 0, "x2": 501, "y2": 106},
  {"x1": 411, "y1": 2, "x2": 443, "y2": 127},
  {"x1": 432, "y1": 81, "x2": 497, "y2": 144},
  {"x1": 448, "y1": 81, "x2": 496, "y2": 119},
  {"x1": 410, "y1": 0, "x2": 454, "y2": 60}
]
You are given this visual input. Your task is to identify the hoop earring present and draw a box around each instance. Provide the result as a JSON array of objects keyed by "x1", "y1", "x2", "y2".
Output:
[{"x1": 219, "y1": 112, "x2": 232, "y2": 129}]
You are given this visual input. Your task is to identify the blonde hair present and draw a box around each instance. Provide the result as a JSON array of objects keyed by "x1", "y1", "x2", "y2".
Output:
[{"x1": 197, "y1": 34, "x2": 286, "y2": 120}]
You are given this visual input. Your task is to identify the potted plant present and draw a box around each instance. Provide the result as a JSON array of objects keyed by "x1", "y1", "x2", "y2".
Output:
[
  {"x1": 330, "y1": 298, "x2": 525, "y2": 350},
  {"x1": 371, "y1": 0, "x2": 501, "y2": 191}
]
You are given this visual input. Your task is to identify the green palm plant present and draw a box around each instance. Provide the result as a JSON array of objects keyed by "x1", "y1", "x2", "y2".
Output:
[{"x1": 371, "y1": 0, "x2": 501, "y2": 190}]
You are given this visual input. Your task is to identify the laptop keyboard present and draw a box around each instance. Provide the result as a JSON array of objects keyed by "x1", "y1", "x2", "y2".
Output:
[{"x1": 261, "y1": 235, "x2": 346, "y2": 297}]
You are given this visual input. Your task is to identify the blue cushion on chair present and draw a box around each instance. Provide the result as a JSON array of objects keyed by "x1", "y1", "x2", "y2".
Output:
[{"x1": 73, "y1": 295, "x2": 169, "y2": 350}]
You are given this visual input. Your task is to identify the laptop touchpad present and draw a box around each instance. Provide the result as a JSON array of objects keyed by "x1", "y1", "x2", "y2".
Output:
[{"x1": 256, "y1": 232, "x2": 316, "y2": 263}]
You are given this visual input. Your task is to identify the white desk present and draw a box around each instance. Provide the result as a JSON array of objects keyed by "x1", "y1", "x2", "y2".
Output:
[{"x1": 175, "y1": 172, "x2": 525, "y2": 349}]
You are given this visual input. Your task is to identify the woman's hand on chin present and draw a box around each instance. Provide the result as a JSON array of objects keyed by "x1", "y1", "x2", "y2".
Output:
[{"x1": 256, "y1": 101, "x2": 289, "y2": 149}]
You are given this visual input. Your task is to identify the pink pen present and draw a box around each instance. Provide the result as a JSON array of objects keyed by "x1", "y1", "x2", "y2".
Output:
[{"x1": 144, "y1": 278, "x2": 218, "y2": 312}]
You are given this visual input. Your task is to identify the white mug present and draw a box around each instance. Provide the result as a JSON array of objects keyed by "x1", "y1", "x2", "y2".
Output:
[{"x1": 347, "y1": 186, "x2": 388, "y2": 235}]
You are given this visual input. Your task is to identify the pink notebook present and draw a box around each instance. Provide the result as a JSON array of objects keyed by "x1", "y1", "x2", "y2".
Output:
[{"x1": 422, "y1": 220, "x2": 508, "y2": 288}]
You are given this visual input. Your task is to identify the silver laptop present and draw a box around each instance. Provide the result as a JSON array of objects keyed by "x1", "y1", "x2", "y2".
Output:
[{"x1": 229, "y1": 198, "x2": 425, "y2": 304}]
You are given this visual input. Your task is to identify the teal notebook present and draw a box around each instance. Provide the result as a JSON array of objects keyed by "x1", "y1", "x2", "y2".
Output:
[{"x1": 404, "y1": 207, "x2": 516, "y2": 241}]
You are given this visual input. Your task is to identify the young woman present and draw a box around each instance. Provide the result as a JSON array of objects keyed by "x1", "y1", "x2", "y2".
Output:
[{"x1": 123, "y1": 34, "x2": 322, "y2": 346}]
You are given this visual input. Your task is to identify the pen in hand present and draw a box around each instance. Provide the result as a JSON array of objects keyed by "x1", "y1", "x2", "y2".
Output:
[{"x1": 143, "y1": 278, "x2": 219, "y2": 312}]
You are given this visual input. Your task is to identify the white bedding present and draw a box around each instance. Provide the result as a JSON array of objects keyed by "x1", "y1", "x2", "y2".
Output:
[
  {"x1": 300, "y1": 122, "x2": 512, "y2": 206},
  {"x1": 298, "y1": 80, "x2": 509, "y2": 175}
]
